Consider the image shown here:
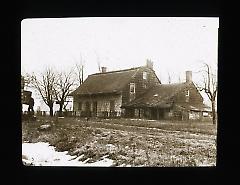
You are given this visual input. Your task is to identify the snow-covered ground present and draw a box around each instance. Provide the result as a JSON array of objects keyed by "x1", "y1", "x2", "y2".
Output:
[{"x1": 22, "y1": 142, "x2": 115, "y2": 167}]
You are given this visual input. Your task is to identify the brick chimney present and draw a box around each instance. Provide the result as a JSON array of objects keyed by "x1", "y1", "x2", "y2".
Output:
[
  {"x1": 186, "y1": 71, "x2": 192, "y2": 83},
  {"x1": 101, "y1": 67, "x2": 107, "y2": 73},
  {"x1": 146, "y1": 60, "x2": 153, "y2": 69}
]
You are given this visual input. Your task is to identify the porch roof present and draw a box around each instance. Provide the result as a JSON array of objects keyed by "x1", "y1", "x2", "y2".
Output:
[{"x1": 174, "y1": 104, "x2": 207, "y2": 112}]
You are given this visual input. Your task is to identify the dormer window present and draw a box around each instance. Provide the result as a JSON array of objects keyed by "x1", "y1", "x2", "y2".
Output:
[
  {"x1": 130, "y1": 83, "x2": 135, "y2": 93},
  {"x1": 143, "y1": 72, "x2": 147, "y2": 80}
]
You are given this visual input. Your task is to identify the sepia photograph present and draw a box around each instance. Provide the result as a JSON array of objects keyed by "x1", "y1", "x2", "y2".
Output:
[{"x1": 21, "y1": 17, "x2": 219, "y2": 167}]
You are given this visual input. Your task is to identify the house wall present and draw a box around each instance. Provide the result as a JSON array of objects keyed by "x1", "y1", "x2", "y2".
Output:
[
  {"x1": 161, "y1": 109, "x2": 186, "y2": 120},
  {"x1": 189, "y1": 111, "x2": 202, "y2": 120},
  {"x1": 122, "y1": 107, "x2": 150, "y2": 119},
  {"x1": 123, "y1": 83, "x2": 204, "y2": 121},
  {"x1": 171, "y1": 83, "x2": 204, "y2": 120},
  {"x1": 73, "y1": 94, "x2": 122, "y2": 117},
  {"x1": 128, "y1": 106, "x2": 200, "y2": 121},
  {"x1": 144, "y1": 106, "x2": 203, "y2": 121},
  {"x1": 122, "y1": 67, "x2": 160, "y2": 104},
  {"x1": 174, "y1": 82, "x2": 203, "y2": 105}
]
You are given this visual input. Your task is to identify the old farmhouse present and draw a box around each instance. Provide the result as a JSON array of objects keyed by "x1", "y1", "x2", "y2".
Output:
[{"x1": 70, "y1": 61, "x2": 207, "y2": 120}]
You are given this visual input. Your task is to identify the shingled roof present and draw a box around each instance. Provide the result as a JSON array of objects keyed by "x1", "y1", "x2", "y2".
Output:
[
  {"x1": 122, "y1": 82, "x2": 198, "y2": 108},
  {"x1": 70, "y1": 67, "x2": 144, "y2": 96}
]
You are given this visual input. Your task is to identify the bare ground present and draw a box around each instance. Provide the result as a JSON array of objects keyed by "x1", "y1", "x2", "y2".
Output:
[{"x1": 22, "y1": 117, "x2": 217, "y2": 167}]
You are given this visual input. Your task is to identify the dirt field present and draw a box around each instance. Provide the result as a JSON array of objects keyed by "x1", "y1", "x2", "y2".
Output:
[{"x1": 22, "y1": 117, "x2": 217, "y2": 167}]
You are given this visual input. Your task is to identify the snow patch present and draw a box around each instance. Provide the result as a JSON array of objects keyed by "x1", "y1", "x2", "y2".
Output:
[
  {"x1": 22, "y1": 142, "x2": 115, "y2": 167},
  {"x1": 106, "y1": 144, "x2": 115, "y2": 148},
  {"x1": 39, "y1": 124, "x2": 51, "y2": 130}
]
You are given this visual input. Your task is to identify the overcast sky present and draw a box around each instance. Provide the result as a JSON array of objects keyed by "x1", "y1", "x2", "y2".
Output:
[{"x1": 21, "y1": 17, "x2": 219, "y2": 110}]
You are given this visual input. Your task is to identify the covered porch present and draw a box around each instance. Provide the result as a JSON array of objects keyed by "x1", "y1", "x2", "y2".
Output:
[{"x1": 123, "y1": 103, "x2": 172, "y2": 120}]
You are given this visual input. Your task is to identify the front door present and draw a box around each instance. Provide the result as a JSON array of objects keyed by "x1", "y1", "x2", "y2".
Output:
[
  {"x1": 158, "y1": 109, "x2": 164, "y2": 119},
  {"x1": 151, "y1": 108, "x2": 164, "y2": 120},
  {"x1": 151, "y1": 108, "x2": 157, "y2": 120},
  {"x1": 125, "y1": 108, "x2": 134, "y2": 118}
]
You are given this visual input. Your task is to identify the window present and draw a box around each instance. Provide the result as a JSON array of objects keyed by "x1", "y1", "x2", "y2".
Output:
[
  {"x1": 78, "y1": 102, "x2": 82, "y2": 110},
  {"x1": 143, "y1": 72, "x2": 147, "y2": 80},
  {"x1": 130, "y1": 83, "x2": 135, "y2": 93},
  {"x1": 185, "y1": 90, "x2": 190, "y2": 102}
]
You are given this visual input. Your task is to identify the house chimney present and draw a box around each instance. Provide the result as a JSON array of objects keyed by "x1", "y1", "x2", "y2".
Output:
[
  {"x1": 186, "y1": 71, "x2": 192, "y2": 82},
  {"x1": 101, "y1": 67, "x2": 107, "y2": 73},
  {"x1": 146, "y1": 59, "x2": 153, "y2": 69}
]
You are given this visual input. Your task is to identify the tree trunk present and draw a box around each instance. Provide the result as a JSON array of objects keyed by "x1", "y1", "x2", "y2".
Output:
[
  {"x1": 211, "y1": 100, "x2": 216, "y2": 125},
  {"x1": 49, "y1": 106, "x2": 54, "y2": 117},
  {"x1": 59, "y1": 103, "x2": 63, "y2": 117}
]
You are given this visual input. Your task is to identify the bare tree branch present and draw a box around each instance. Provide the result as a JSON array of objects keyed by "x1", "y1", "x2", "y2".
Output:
[
  {"x1": 198, "y1": 62, "x2": 218, "y2": 124},
  {"x1": 54, "y1": 69, "x2": 77, "y2": 116},
  {"x1": 30, "y1": 67, "x2": 56, "y2": 116},
  {"x1": 75, "y1": 63, "x2": 84, "y2": 86},
  {"x1": 167, "y1": 72, "x2": 171, "y2": 84}
]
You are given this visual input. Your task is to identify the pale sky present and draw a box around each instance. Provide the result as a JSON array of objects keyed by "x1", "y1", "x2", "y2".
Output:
[{"x1": 21, "y1": 17, "x2": 219, "y2": 111}]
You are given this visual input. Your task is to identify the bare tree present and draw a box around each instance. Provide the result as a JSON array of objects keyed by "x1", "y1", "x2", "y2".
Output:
[
  {"x1": 177, "y1": 72, "x2": 182, "y2": 83},
  {"x1": 198, "y1": 63, "x2": 217, "y2": 125},
  {"x1": 167, "y1": 72, "x2": 172, "y2": 84},
  {"x1": 167, "y1": 71, "x2": 179, "y2": 84},
  {"x1": 94, "y1": 50, "x2": 102, "y2": 73},
  {"x1": 97, "y1": 56, "x2": 101, "y2": 73},
  {"x1": 75, "y1": 63, "x2": 84, "y2": 86},
  {"x1": 31, "y1": 68, "x2": 56, "y2": 117},
  {"x1": 72, "y1": 53, "x2": 85, "y2": 86},
  {"x1": 54, "y1": 69, "x2": 76, "y2": 116}
]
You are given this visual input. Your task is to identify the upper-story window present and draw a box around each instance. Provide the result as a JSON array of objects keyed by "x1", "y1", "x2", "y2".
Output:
[
  {"x1": 143, "y1": 72, "x2": 147, "y2": 80},
  {"x1": 130, "y1": 83, "x2": 135, "y2": 93},
  {"x1": 185, "y1": 90, "x2": 190, "y2": 102}
]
